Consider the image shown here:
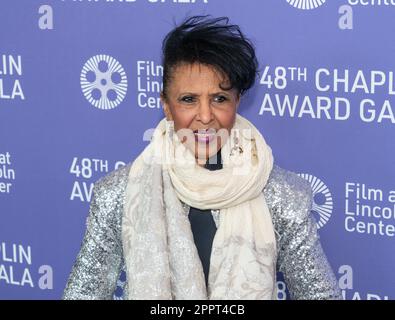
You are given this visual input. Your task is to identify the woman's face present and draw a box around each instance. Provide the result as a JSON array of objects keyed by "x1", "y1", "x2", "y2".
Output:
[{"x1": 160, "y1": 62, "x2": 240, "y2": 165}]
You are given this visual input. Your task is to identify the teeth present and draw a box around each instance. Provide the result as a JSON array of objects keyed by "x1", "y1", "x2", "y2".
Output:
[
  {"x1": 193, "y1": 129, "x2": 216, "y2": 143},
  {"x1": 194, "y1": 129, "x2": 216, "y2": 134},
  {"x1": 195, "y1": 133, "x2": 215, "y2": 137}
]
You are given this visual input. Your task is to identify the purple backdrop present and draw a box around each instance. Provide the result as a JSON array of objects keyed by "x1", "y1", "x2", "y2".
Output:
[{"x1": 1, "y1": 0, "x2": 394, "y2": 299}]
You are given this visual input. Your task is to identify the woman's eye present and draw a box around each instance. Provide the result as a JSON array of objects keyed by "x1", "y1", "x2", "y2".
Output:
[
  {"x1": 214, "y1": 96, "x2": 227, "y2": 103},
  {"x1": 179, "y1": 96, "x2": 227, "y2": 104},
  {"x1": 181, "y1": 96, "x2": 195, "y2": 103}
]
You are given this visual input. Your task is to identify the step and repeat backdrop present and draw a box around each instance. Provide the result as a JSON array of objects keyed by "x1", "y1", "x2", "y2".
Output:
[{"x1": 1, "y1": 0, "x2": 394, "y2": 300}]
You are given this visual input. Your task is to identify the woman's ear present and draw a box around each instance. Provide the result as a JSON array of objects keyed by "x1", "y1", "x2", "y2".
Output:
[
  {"x1": 235, "y1": 93, "x2": 241, "y2": 111},
  {"x1": 160, "y1": 92, "x2": 172, "y2": 121}
]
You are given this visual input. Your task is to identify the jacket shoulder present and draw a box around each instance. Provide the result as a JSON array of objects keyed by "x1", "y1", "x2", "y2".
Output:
[
  {"x1": 263, "y1": 164, "x2": 313, "y2": 225},
  {"x1": 87, "y1": 161, "x2": 133, "y2": 229},
  {"x1": 93, "y1": 161, "x2": 132, "y2": 199}
]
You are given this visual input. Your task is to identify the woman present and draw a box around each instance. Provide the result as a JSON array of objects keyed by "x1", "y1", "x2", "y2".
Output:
[{"x1": 63, "y1": 15, "x2": 341, "y2": 300}]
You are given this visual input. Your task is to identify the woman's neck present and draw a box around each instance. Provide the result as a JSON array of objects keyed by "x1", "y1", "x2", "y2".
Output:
[{"x1": 196, "y1": 149, "x2": 222, "y2": 170}]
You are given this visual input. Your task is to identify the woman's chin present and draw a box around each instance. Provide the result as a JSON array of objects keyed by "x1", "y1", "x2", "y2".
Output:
[
  {"x1": 194, "y1": 145, "x2": 220, "y2": 164},
  {"x1": 181, "y1": 136, "x2": 223, "y2": 165}
]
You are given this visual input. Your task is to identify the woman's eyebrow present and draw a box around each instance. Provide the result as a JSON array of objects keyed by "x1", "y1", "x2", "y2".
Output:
[{"x1": 178, "y1": 91, "x2": 229, "y2": 96}]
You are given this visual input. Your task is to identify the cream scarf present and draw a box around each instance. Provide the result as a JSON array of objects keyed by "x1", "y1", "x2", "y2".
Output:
[{"x1": 122, "y1": 114, "x2": 277, "y2": 300}]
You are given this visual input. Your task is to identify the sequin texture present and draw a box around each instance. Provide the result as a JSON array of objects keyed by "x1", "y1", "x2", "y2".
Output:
[{"x1": 62, "y1": 163, "x2": 342, "y2": 300}]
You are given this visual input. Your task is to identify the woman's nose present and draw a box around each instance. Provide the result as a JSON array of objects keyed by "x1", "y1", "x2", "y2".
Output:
[{"x1": 198, "y1": 100, "x2": 214, "y2": 124}]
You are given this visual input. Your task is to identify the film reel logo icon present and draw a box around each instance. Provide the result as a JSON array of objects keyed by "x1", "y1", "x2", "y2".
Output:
[
  {"x1": 286, "y1": 0, "x2": 326, "y2": 10},
  {"x1": 298, "y1": 173, "x2": 333, "y2": 229},
  {"x1": 81, "y1": 54, "x2": 128, "y2": 110}
]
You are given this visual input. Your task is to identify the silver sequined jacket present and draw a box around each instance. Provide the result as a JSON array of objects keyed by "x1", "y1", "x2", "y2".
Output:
[{"x1": 63, "y1": 162, "x2": 342, "y2": 300}]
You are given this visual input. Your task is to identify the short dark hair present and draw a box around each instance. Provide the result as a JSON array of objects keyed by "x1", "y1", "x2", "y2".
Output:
[{"x1": 161, "y1": 15, "x2": 259, "y2": 99}]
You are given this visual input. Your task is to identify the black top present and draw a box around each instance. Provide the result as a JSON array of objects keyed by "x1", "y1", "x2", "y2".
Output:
[{"x1": 188, "y1": 149, "x2": 222, "y2": 286}]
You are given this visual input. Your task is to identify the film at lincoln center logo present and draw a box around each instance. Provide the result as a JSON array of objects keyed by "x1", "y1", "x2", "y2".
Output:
[
  {"x1": 286, "y1": 0, "x2": 326, "y2": 10},
  {"x1": 298, "y1": 173, "x2": 333, "y2": 229},
  {"x1": 80, "y1": 54, "x2": 128, "y2": 110}
]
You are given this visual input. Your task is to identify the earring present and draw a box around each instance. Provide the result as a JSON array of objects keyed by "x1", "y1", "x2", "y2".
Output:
[
  {"x1": 166, "y1": 120, "x2": 174, "y2": 139},
  {"x1": 230, "y1": 131, "x2": 243, "y2": 156}
]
